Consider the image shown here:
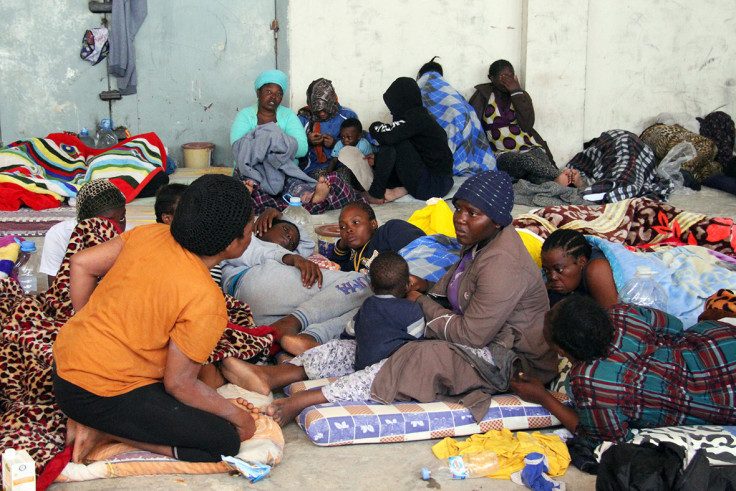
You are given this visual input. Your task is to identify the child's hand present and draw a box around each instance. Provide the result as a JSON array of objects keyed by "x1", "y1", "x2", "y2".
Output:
[
  {"x1": 363, "y1": 154, "x2": 375, "y2": 167},
  {"x1": 283, "y1": 255, "x2": 323, "y2": 288},
  {"x1": 254, "y1": 208, "x2": 282, "y2": 237},
  {"x1": 308, "y1": 132, "x2": 324, "y2": 145}
]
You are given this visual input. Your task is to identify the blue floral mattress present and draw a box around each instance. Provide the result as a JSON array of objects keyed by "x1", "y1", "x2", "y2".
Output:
[{"x1": 286, "y1": 378, "x2": 571, "y2": 446}]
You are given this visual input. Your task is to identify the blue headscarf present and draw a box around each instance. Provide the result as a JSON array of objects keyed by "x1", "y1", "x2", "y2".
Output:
[{"x1": 254, "y1": 69, "x2": 288, "y2": 93}]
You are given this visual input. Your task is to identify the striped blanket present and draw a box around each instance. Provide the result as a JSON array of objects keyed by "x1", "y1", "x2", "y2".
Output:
[
  {"x1": 0, "y1": 132, "x2": 166, "y2": 210},
  {"x1": 418, "y1": 71, "x2": 496, "y2": 176}
]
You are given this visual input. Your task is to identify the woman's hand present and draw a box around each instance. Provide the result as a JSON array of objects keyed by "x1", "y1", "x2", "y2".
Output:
[
  {"x1": 254, "y1": 208, "x2": 282, "y2": 237},
  {"x1": 283, "y1": 254, "x2": 323, "y2": 288},
  {"x1": 409, "y1": 274, "x2": 429, "y2": 293},
  {"x1": 308, "y1": 132, "x2": 324, "y2": 146},
  {"x1": 501, "y1": 74, "x2": 522, "y2": 93},
  {"x1": 509, "y1": 372, "x2": 549, "y2": 404},
  {"x1": 321, "y1": 134, "x2": 335, "y2": 148}
]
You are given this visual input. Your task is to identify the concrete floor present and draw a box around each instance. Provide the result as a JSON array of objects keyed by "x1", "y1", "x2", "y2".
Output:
[{"x1": 45, "y1": 183, "x2": 736, "y2": 490}]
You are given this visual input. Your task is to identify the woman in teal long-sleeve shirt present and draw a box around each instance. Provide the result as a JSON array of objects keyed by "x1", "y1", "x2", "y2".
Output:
[{"x1": 230, "y1": 69, "x2": 308, "y2": 160}]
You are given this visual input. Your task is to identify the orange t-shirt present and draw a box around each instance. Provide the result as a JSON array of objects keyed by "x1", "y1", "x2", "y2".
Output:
[{"x1": 54, "y1": 224, "x2": 227, "y2": 397}]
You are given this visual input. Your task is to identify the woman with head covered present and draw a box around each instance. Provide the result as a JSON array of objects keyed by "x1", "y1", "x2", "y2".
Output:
[
  {"x1": 231, "y1": 69, "x2": 365, "y2": 214},
  {"x1": 364, "y1": 77, "x2": 454, "y2": 203},
  {"x1": 222, "y1": 171, "x2": 558, "y2": 425}
]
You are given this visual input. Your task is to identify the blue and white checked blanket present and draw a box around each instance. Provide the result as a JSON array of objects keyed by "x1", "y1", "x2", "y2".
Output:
[{"x1": 418, "y1": 72, "x2": 496, "y2": 176}]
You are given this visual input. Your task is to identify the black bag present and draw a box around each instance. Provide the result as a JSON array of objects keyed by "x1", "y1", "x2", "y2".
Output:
[{"x1": 596, "y1": 442, "x2": 736, "y2": 491}]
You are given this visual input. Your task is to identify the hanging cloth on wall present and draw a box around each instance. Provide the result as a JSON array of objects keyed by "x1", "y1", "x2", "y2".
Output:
[
  {"x1": 80, "y1": 28, "x2": 109, "y2": 65},
  {"x1": 108, "y1": 0, "x2": 148, "y2": 95}
]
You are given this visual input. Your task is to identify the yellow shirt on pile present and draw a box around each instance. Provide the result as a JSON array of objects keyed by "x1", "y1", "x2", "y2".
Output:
[
  {"x1": 54, "y1": 223, "x2": 227, "y2": 397},
  {"x1": 432, "y1": 428, "x2": 570, "y2": 479}
]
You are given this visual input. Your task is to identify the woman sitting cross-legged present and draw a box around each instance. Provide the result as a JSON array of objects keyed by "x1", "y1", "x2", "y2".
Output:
[{"x1": 221, "y1": 170, "x2": 558, "y2": 425}]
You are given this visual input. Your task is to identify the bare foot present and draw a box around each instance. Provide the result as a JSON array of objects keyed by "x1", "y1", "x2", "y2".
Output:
[
  {"x1": 242, "y1": 180, "x2": 255, "y2": 194},
  {"x1": 220, "y1": 358, "x2": 271, "y2": 396},
  {"x1": 570, "y1": 169, "x2": 584, "y2": 188},
  {"x1": 266, "y1": 398, "x2": 306, "y2": 426},
  {"x1": 360, "y1": 190, "x2": 385, "y2": 205},
  {"x1": 275, "y1": 351, "x2": 294, "y2": 364},
  {"x1": 311, "y1": 176, "x2": 330, "y2": 203},
  {"x1": 280, "y1": 333, "x2": 320, "y2": 356},
  {"x1": 65, "y1": 418, "x2": 79, "y2": 447},
  {"x1": 198, "y1": 363, "x2": 226, "y2": 389},
  {"x1": 71, "y1": 421, "x2": 115, "y2": 463},
  {"x1": 266, "y1": 390, "x2": 328, "y2": 426},
  {"x1": 383, "y1": 187, "x2": 408, "y2": 202},
  {"x1": 554, "y1": 170, "x2": 571, "y2": 187},
  {"x1": 230, "y1": 397, "x2": 264, "y2": 421}
]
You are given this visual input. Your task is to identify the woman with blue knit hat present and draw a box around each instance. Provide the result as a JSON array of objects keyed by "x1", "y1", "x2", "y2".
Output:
[{"x1": 220, "y1": 170, "x2": 558, "y2": 427}]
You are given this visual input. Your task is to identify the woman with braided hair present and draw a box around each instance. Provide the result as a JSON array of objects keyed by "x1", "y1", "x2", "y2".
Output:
[
  {"x1": 39, "y1": 178, "x2": 127, "y2": 287},
  {"x1": 540, "y1": 229, "x2": 617, "y2": 308}
]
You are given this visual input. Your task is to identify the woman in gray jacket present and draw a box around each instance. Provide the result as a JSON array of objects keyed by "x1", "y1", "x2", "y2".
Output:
[{"x1": 220, "y1": 171, "x2": 558, "y2": 425}]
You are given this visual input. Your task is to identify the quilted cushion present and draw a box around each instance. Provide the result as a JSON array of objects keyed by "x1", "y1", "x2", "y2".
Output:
[{"x1": 287, "y1": 378, "x2": 570, "y2": 446}]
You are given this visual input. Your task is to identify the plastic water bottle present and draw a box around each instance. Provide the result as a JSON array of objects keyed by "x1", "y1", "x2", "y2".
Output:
[
  {"x1": 282, "y1": 195, "x2": 313, "y2": 242},
  {"x1": 421, "y1": 450, "x2": 499, "y2": 481},
  {"x1": 15, "y1": 241, "x2": 39, "y2": 294},
  {"x1": 617, "y1": 265, "x2": 668, "y2": 312},
  {"x1": 96, "y1": 118, "x2": 118, "y2": 149},
  {"x1": 78, "y1": 127, "x2": 96, "y2": 148}
]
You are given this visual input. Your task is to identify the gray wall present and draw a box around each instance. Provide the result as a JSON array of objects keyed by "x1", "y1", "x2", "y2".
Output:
[{"x1": 0, "y1": 0, "x2": 283, "y2": 165}]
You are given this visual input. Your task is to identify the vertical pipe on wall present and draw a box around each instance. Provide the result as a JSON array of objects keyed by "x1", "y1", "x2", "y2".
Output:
[
  {"x1": 273, "y1": 0, "x2": 279, "y2": 69},
  {"x1": 520, "y1": 0, "x2": 528, "y2": 87}
]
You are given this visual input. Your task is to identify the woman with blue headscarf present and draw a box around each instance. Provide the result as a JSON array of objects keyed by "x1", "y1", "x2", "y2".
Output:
[
  {"x1": 231, "y1": 70, "x2": 366, "y2": 215},
  {"x1": 230, "y1": 69, "x2": 307, "y2": 156}
]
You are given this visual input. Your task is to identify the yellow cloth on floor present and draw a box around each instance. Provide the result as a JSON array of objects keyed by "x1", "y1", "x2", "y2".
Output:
[{"x1": 432, "y1": 428, "x2": 570, "y2": 479}]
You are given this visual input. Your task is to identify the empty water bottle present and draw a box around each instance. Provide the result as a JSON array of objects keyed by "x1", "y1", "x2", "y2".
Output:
[
  {"x1": 96, "y1": 118, "x2": 118, "y2": 149},
  {"x1": 421, "y1": 450, "x2": 499, "y2": 481},
  {"x1": 282, "y1": 194, "x2": 313, "y2": 242},
  {"x1": 14, "y1": 240, "x2": 39, "y2": 294},
  {"x1": 617, "y1": 265, "x2": 668, "y2": 312},
  {"x1": 78, "y1": 127, "x2": 96, "y2": 148}
]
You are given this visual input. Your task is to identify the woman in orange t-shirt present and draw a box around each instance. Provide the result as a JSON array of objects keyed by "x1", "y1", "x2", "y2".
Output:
[{"x1": 53, "y1": 175, "x2": 256, "y2": 463}]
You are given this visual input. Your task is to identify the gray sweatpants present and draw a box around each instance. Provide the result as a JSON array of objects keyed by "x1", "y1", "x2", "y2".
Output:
[{"x1": 234, "y1": 260, "x2": 372, "y2": 343}]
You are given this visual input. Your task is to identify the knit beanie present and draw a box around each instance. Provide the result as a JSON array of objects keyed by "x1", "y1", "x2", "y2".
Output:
[
  {"x1": 254, "y1": 69, "x2": 288, "y2": 93},
  {"x1": 170, "y1": 174, "x2": 253, "y2": 256},
  {"x1": 76, "y1": 178, "x2": 126, "y2": 221},
  {"x1": 452, "y1": 170, "x2": 514, "y2": 226}
]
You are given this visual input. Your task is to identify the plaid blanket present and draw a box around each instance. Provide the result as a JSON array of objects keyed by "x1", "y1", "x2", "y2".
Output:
[
  {"x1": 418, "y1": 72, "x2": 496, "y2": 176},
  {"x1": 0, "y1": 132, "x2": 166, "y2": 210},
  {"x1": 399, "y1": 234, "x2": 461, "y2": 282},
  {"x1": 566, "y1": 129, "x2": 673, "y2": 203}
]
